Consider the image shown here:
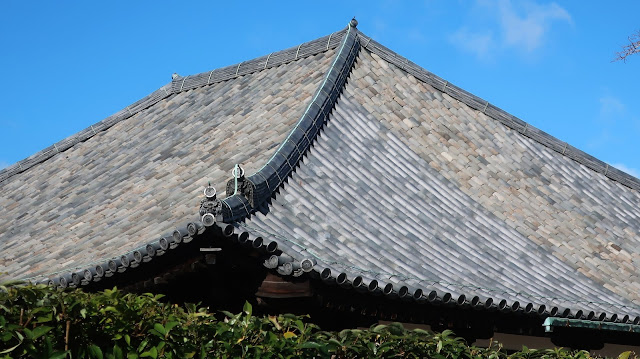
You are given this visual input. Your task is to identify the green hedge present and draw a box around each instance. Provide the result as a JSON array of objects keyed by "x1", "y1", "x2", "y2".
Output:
[{"x1": 0, "y1": 283, "x2": 633, "y2": 358}]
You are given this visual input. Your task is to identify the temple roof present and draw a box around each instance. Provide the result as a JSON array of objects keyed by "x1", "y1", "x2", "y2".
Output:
[
  {"x1": 0, "y1": 32, "x2": 341, "y2": 280},
  {"x1": 2, "y1": 21, "x2": 640, "y2": 324}
]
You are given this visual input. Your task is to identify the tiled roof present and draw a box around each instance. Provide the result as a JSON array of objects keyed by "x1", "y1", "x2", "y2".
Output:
[
  {"x1": 2, "y1": 21, "x2": 640, "y2": 324},
  {"x1": 244, "y1": 48, "x2": 640, "y2": 320},
  {"x1": 0, "y1": 37, "x2": 340, "y2": 280}
]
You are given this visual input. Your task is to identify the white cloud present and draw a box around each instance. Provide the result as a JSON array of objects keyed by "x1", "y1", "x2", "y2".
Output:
[
  {"x1": 611, "y1": 163, "x2": 640, "y2": 178},
  {"x1": 449, "y1": 27, "x2": 495, "y2": 59},
  {"x1": 497, "y1": 0, "x2": 572, "y2": 53},
  {"x1": 450, "y1": 0, "x2": 572, "y2": 58}
]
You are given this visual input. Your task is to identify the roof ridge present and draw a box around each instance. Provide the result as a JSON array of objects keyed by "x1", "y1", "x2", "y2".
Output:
[
  {"x1": 355, "y1": 30, "x2": 640, "y2": 193},
  {"x1": 0, "y1": 29, "x2": 348, "y2": 186},
  {"x1": 220, "y1": 24, "x2": 360, "y2": 222},
  {"x1": 26, "y1": 25, "x2": 359, "y2": 287},
  {"x1": 172, "y1": 29, "x2": 348, "y2": 94}
]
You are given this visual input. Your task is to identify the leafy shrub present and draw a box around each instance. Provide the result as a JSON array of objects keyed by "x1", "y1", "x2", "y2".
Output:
[{"x1": 0, "y1": 283, "x2": 634, "y2": 358}]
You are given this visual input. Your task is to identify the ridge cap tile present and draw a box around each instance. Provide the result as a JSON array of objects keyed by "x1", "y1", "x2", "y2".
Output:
[
  {"x1": 2, "y1": 35, "x2": 337, "y2": 282},
  {"x1": 6, "y1": 23, "x2": 640, "y2": 332},
  {"x1": 0, "y1": 29, "x2": 348, "y2": 186},
  {"x1": 220, "y1": 24, "x2": 360, "y2": 222}
]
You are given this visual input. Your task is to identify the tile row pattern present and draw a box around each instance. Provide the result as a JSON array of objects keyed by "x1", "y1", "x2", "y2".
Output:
[
  {"x1": 241, "y1": 47, "x2": 640, "y2": 323},
  {"x1": 0, "y1": 48, "x2": 337, "y2": 281},
  {"x1": 0, "y1": 29, "x2": 348, "y2": 185},
  {"x1": 355, "y1": 31, "x2": 640, "y2": 191},
  {"x1": 4, "y1": 22, "x2": 640, "y2": 327},
  {"x1": 346, "y1": 46, "x2": 640, "y2": 305},
  {"x1": 220, "y1": 23, "x2": 360, "y2": 222}
]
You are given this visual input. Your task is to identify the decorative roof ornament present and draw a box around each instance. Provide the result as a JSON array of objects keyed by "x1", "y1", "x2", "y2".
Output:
[
  {"x1": 226, "y1": 163, "x2": 257, "y2": 206},
  {"x1": 204, "y1": 182, "x2": 217, "y2": 199},
  {"x1": 200, "y1": 183, "x2": 223, "y2": 226},
  {"x1": 350, "y1": 17, "x2": 358, "y2": 28},
  {"x1": 231, "y1": 164, "x2": 245, "y2": 181},
  {"x1": 171, "y1": 72, "x2": 180, "y2": 80}
]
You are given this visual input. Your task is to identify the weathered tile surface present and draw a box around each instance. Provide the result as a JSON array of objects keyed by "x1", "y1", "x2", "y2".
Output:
[
  {"x1": 244, "y1": 49, "x2": 640, "y2": 316},
  {"x1": 4, "y1": 26, "x2": 640, "y2": 321},
  {"x1": 0, "y1": 49, "x2": 335, "y2": 280}
]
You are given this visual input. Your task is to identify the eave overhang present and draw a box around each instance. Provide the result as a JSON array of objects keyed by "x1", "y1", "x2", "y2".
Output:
[{"x1": 6, "y1": 19, "x2": 640, "y2": 341}]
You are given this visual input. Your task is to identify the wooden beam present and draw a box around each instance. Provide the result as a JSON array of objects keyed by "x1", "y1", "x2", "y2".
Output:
[{"x1": 256, "y1": 273, "x2": 312, "y2": 298}]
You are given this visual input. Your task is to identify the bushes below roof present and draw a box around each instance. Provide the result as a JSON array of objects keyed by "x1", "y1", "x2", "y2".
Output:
[{"x1": 0, "y1": 283, "x2": 630, "y2": 359}]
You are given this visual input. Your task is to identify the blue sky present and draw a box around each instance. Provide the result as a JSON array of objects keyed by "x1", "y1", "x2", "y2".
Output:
[{"x1": 1, "y1": 1, "x2": 639, "y2": 177}]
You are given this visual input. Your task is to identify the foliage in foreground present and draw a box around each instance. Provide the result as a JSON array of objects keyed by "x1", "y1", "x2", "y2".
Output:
[{"x1": 0, "y1": 283, "x2": 635, "y2": 358}]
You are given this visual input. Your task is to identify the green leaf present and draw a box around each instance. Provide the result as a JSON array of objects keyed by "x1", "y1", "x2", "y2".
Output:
[
  {"x1": 153, "y1": 323, "x2": 166, "y2": 336},
  {"x1": 367, "y1": 342, "x2": 376, "y2": 355},
  {"x1": 89, "y1": 344, "x2": 104, "y2": 359},
  {"x1": 112, "y1": 345, "x2": 124, "y2": 359},
  {"x1": 49, "y1": 351, "x2": 70, "y2": 359},
  {"x1": 30, "y1": 325, "x2": 53, "y2": 340},
  {"x1": 220, "y1": 310, "x2": 235, "y2": 318},
  {"x1": 619, "y1": 351, "x2": 632, "y2": 359},
  {"x1": 137, "y1": 339, "x2": 148, "y2": 353},
  {"x1": 35, "y1": 312, "x2": 53, "y2": 323},
  {"x1": 243, "y1": 301, "x2": 252, "y2": 316},
  {"x1": 80, "y1": 308, "x2": 87, "y2": 318},
  {"x1": 100, "y1": 306, "x2": 119, "y2": 314},
  {"x1": 387, "y1": 322, "x2": 405, "y2": 335},
  {"x1": 300, "y1": 341, "x2": 323, "y2": 350},
  {"x1": 372, "y1": 324, "x2": 387, "y2": 333},
  {"x1": 43, "y1": 335, "x2": 54, "y2": 356},
  {"x1": 140, "y1": 346, "x2": 158, "y2": 359},
  {"x1": 378, "y1": 344, "x2": 394, "y2": 354},
  {"x1": 164, "y1": 321, "x2": 180, "y2": 334},
  {"x1": 0, "y1": 341, "x2": 22, "y2": 355}
]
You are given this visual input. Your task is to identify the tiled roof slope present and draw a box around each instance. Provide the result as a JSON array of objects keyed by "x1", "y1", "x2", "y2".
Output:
[
  {"x1": 0, "y1": 29, "x2": 347, "y2": 184},
  {"x1": 0, "y1": 47, "x2": 337, "y2": 281},
  {"x1": 242, "y1": 45, "x2": 640, "y2": 319},
  {"x1": 3, "y1": 21, "x2": 640, "y2": 325},
  {"x1": 220, "y1": 25, "x2": 360, "y2": 222}
]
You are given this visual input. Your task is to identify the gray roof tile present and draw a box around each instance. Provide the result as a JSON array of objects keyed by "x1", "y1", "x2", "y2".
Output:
[
  {"x1": 3, "y1": 24, "x2": 640, "y2": 323},
  {"x1": 242, "y1": 46, "x2": 640, "y2": 317},
  {"x1": 0, "y1": 48, "x2": 336, "y2": 280}
]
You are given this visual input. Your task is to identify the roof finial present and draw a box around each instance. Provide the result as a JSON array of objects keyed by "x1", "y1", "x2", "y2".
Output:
[
  {"x1": 172, "y1": 72, "x2": 180, "y2": 80},
  {"x1": 350, "y1": 17, "x2": 358, "y2": 28}
]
